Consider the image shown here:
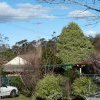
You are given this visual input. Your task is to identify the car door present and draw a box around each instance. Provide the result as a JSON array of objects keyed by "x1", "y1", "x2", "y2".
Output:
[
  {"x1": 0, "y1": 85, "x2": 10, "y2": 96},
  {"x1": 0, "y1": 87, "x2": 1, "y2": 96}
]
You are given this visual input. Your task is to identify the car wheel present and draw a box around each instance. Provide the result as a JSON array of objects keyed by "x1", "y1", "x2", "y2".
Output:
[
  {"x1": 10, "y1": 90, "x2": 16, "y2": 98},
  {"x1": 0, "y1": 96, "x2": 3, "y2": 99}
]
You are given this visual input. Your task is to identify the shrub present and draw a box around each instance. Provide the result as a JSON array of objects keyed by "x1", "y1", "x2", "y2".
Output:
[
  {"x1": 22, "y1": 89, "x2": 33, "y2": 97},
  {"x1": 9, "y1": 76, "x2": 24, "y2": 92},
  {"x1": 64, "y1": 69, "x2": 79, "y2": 83},
  {"x1": 0, "y1": 67, "x2": 7, "y2": 76},
  {"x1": 35, "y1": 74, "x2": 64, "y2": 100},
  {"x1": 72, "y1": 77, "x2": 97, "y2": 98}
]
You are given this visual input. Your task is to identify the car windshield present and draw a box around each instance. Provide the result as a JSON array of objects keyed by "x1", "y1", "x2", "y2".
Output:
[{"x1": 0, "y1": 77, "x2": 9, "y2": 87}]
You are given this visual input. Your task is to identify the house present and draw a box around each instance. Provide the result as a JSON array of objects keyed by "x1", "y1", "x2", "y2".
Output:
[
  {"x1": 73, "y1": 60, "x2": 93, "y2": 74},
  {"x1": 3, "y1": 44, "x2": 42, "y2": 75},
  {"x1": 3, "y1": 54, "x2": 33, "y2": 74}
]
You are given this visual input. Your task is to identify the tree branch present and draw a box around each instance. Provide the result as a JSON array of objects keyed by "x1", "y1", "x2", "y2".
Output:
[
  {"x1": 42, "y1": 0, "x2": 100, "y2": 12},
  {"x1": 67, "y1": 0, "x2": 100, "y2": 12}
]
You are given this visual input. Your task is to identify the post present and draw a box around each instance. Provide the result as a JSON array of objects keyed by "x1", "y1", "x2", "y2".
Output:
[
  {"x1": 79, "y1": 67, "x2": 82, "y2": 75},
  {"x1": 45, "y1": 66, "x2": 46, "y2": 75}
]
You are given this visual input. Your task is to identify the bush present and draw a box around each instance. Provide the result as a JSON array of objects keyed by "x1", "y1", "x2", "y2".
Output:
[
  {"x1": 35, "y1": 74, "x2": 64, "y2": 100},
  {"x1": 72, "y1": 77, "x2": 97, "y2": 98},
  {"x1": 0, "y1": 67, "x2": 8, "y2": 76},
  {"x1": 64, "y1": 69, "x2": 79, "y2": 83},
  {"x1": 22, "y1": 89, "x2": 33, "y2": 97},
  {"x1": 9, "y1": 76, "x2": 24, "y2": 92}
]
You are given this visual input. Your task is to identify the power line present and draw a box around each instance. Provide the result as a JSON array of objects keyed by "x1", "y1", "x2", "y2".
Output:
[
  {"x1": 41, "y1": 0, "x2": 100, "y2": 12},
  {"x1": 6, "y1": 23, "x2": 46, "y2": 34}
]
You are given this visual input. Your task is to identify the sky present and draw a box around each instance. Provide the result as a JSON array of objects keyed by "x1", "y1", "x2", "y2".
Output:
[{"x1": 0, "y1": 0, "x2": 100, "y2": 46}]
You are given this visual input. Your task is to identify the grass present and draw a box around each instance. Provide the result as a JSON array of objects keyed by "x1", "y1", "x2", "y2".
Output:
[{"x1": 3, "y1": 95, "x2": 34, "y2": 100}]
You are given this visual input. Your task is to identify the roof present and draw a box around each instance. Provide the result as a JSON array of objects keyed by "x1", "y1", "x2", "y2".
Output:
[
  {"x1": 77, "y1": 60, "x2": 93, "y2": 65},
  {"x1": 4, "y1": 56, "x2": 28, "y2": 66},
  {"x1": 19, "y1": 53, "x2": 35, "y2": 63},
  {"x1": 3, "y1": 52, "x2": 41, "y2": 72}
]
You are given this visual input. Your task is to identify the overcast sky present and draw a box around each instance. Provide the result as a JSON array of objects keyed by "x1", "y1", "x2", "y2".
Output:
[{"x1": 0, "y1": 0, "x2": 99, "y2": 46}]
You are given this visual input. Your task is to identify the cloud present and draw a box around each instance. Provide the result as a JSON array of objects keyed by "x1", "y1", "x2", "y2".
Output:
[
  {"x1": 85, "y1": 30, "x2": 97, "y2": 37},
  {"x1": 69, "y1": 10, "x2": 95, "y2": 18},
  {"x1": 0, "y1": 2, "x2": 56, "y2": 22}
]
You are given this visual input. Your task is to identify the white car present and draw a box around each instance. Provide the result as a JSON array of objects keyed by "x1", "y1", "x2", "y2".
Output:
[{"x1": 0, "y1": 84, "x2": 19, "y2": 98}]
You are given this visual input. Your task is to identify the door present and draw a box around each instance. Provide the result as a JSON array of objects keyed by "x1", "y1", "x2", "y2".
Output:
[{"x1": 0, "y1": 85, "x2": 10, "y2": 96}]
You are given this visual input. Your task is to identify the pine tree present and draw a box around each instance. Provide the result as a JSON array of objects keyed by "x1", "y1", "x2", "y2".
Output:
[{"x1": 57, "y1": 22, "x2": 93, "y2": 64}]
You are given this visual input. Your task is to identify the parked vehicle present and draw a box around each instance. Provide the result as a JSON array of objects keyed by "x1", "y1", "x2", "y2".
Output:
[{"x1": 0, "y1": 84, "x2": 19, "y2": 98}]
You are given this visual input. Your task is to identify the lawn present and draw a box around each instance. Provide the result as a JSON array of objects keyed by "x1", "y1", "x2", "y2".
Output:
[{"x1": 4, "y1": 95, "x2": 34, "y2": 100}]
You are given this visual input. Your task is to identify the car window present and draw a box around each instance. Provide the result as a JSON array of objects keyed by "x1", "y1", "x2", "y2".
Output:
[{"x1": 1, "y1": 83, "x2": 7, "y2": 87}]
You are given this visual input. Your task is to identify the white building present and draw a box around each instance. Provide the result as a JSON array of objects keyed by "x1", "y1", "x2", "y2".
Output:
[{"x1": 3, "y1": 55, "x2": 32, "y2": 73}]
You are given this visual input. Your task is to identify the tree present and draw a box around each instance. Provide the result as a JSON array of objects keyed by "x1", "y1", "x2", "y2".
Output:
[
  {"x1": 12, "y1": 39, "x2": 37, "y2": 55},
  {"x1": 0, "y1": 33, "x2": 9, "y2": 52},
  {"x1": 57, "y1": 22, "x2": 93, "y2": 64},
  {"x1": 0, "y1": 49, "x2": 16, "y2": 61},
  {"x1": 42, "y1": 39, "x2": 62, "y2": 65},
  {"x1": 40, "y1": 0, "x2": 100, "y2": 25},
  {"x1": 89, "y1": 52, "x2": 100, "y2": 74},
  {"x1": 88, "y1": 34, "x2": 100, "y2": 74},
  {"x1": 72, "y1": 77, "x2": 97, "y2": 98},
  {"x1": 0, "y1": 33, "x2": 9, "y2": 65},
  {"x1": 41, "y1": 0, "x2": 100, "y2": 12},
  {"x1": 35, "y1": 74, "x2": 64, "y2": 100},
  {"x1": 12, "y1": 39, "x2": 29, "y2": 55},
  {"x1": 20, "y1": 44, "x2": 43, "y2": 97},
  {"x1": 89, "y1": 34, "x2": 100, "y2": 52}
]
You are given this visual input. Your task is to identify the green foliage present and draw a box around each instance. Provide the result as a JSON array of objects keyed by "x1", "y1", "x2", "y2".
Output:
[
  {"x1": 0, "y1": 67, "x2": 7, "y2": 76},
  {"x1": 6, "y1": 95, "x2": 32, "y2": 100},
  {"x1": 0, "y1": 67, "x2": 2, "y2": 75},
  {"x1": 42, "y1": 40, "x2": 62, "y2": 65},
  {"x1": 72, "y1": 77, "x2": 97, "y2": 97},
  {"x1": 57, "y1": 22, "x2": 93, "y2": 64},
  {"x1": 64, "y1": 69, "x2": 79, "y2": 83},
  {"x1": 35, "y1": 74, "x2": 64, "y2": 100},
  {"x1": 89, "y1": 34, "x2": 100, "y2": 52},
  {"x1": 9, "y1": 76, "x2": 24, "y2": 92},
  {"x1": 0, "y1": 49, "x2": 16, "y2": 61}
]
